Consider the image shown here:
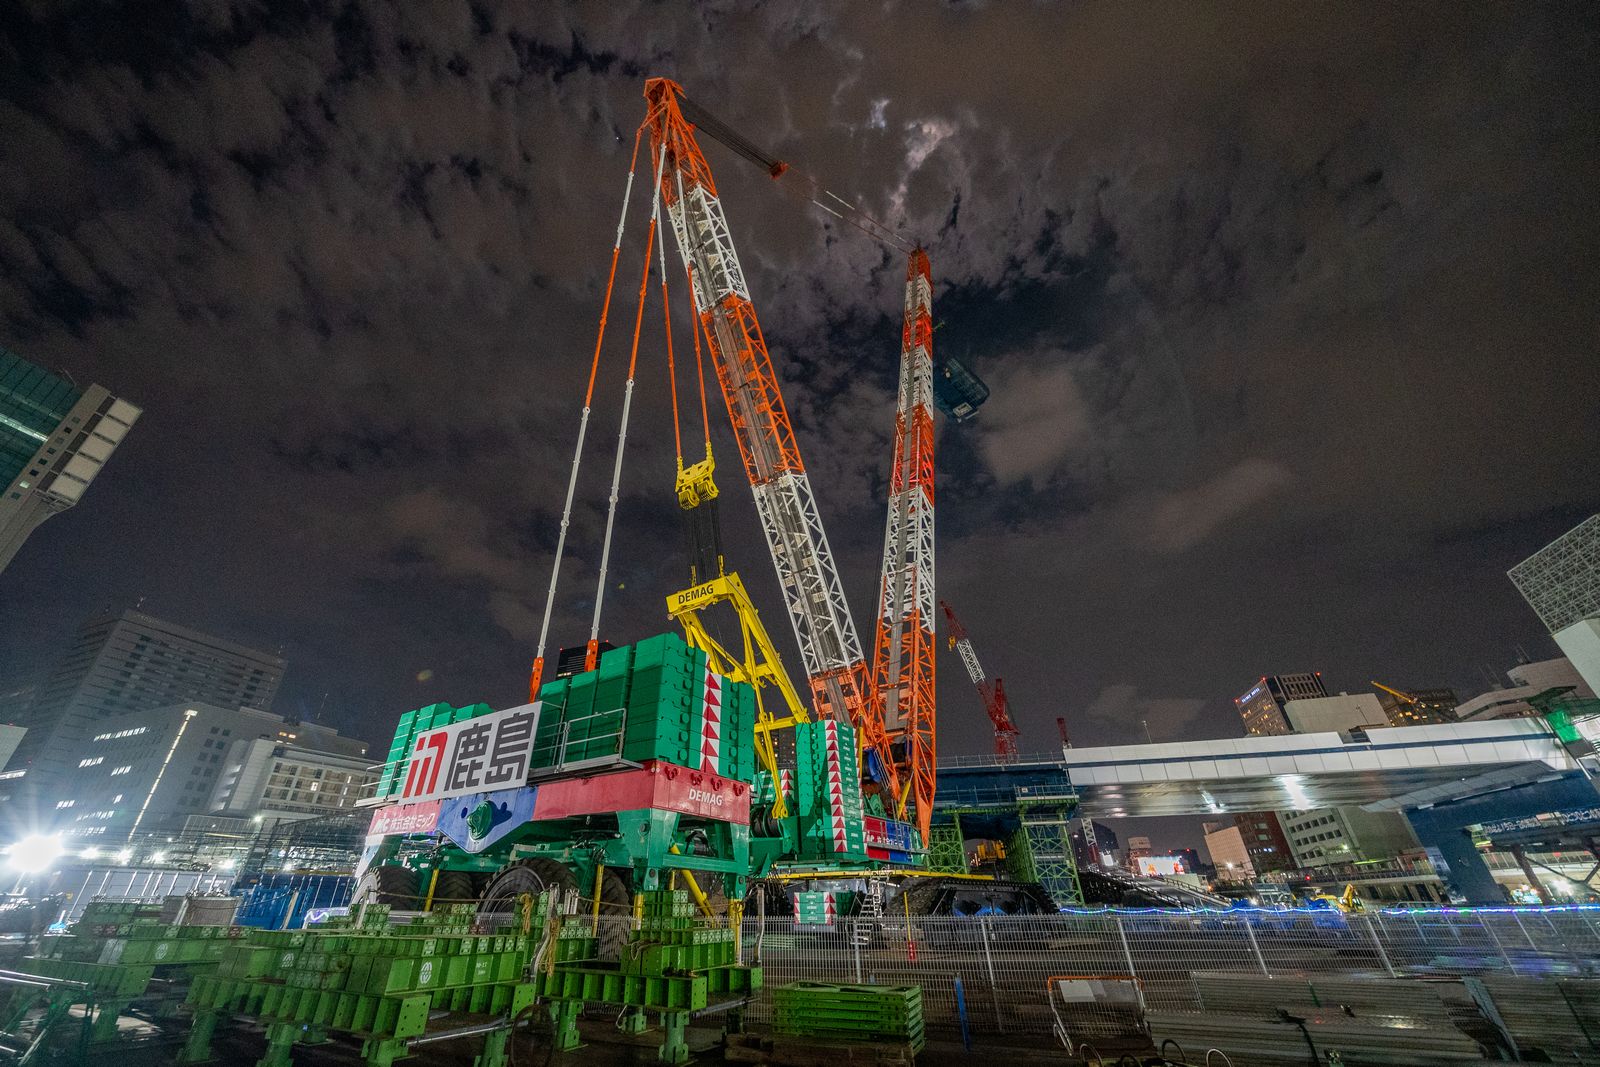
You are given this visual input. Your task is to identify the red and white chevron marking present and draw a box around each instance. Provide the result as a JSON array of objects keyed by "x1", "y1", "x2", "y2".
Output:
[{"x1": 699, "y1": 667, "x2": 723, "y2": 774}]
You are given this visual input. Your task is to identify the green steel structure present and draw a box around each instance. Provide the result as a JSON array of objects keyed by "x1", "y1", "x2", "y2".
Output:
[
  {"x1": 1009, "y1": 801, "x2": 1085, "y2": 907},
  {"x1": 925, "y1": 821, "x2": 968, "y2": 874},
  {"x1": 0, "y1": 900, "x2": 237, "y2": 1062}
]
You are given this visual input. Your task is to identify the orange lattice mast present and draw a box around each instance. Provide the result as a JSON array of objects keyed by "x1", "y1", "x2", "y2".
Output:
[{"x1": 873, "y1": 249, "x2": 939, "y2": 838}]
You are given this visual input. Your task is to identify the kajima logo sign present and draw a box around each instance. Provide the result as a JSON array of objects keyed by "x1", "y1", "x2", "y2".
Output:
[{"x1": 400, "y1": 703, "x2": 541, "y2": 805}]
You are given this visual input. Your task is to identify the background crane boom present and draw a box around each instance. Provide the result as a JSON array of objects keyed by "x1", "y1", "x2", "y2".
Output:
[{"x1": 942, "y1": 600, "x2": 1019, "y2": 759}]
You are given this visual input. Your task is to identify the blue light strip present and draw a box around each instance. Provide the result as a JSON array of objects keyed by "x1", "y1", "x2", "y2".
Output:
[{"x1": 1043, "y1": 903, "x2": 1600, "y2": 916}]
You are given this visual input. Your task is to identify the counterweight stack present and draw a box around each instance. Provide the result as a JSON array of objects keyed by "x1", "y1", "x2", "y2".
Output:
[{"x1": 642, "y1": 78, "x2": 902, "y2": 805}]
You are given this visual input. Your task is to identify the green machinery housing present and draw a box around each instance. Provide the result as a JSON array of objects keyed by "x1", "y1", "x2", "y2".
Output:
[{"x1": 359, "y1": 632, "x2": 929, "y2": 921}]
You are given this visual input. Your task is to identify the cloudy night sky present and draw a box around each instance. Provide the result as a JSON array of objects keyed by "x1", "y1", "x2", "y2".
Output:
[{"x1": 2, "y1": 0, "x2": 1598, "y2": 820}]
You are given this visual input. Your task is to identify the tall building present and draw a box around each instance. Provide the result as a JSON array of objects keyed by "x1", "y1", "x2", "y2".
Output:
[
  {"x1": 1204, "y1": 824, "x2": 1256, "y2": 881},
  {"x1": 57, "y1": 702, "x2": 371, "y2": 841},
  {"x1": 1234, "y1": 811, "x2": 1295, "y2": 874},
  {"x1": 3, "y1": 609, "x2": 286, "y2": 797},
  {"x1": 1510, "y1": 515, "x2": 1600, "y2": 695},
  {"x1": 1373, "y1": 686, "x2": 1459, "y2": 727},
  {"x1": 0, "y1": 346, "x2": 140, "y2": 573},
  {"x1": 1281, "y1": 806, "x2": 1419, "y2": 869},
  {"x1": 1236, "y1": 673, "x2": 1328, "y2": 736},
  {"x1": 0, "y1": 724, "x2": 23, "y2": 778}
]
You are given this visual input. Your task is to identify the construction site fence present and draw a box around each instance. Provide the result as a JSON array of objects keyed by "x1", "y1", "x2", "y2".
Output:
[{"x1": 652, "y1": 907, "x2": 1600, "y2": 1043}]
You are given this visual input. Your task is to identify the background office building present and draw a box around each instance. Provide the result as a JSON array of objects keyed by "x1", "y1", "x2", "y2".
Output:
[
  {"x1": 1202, "y1": 812, "x2": 1293, "y2": 881},
  {"x1": 1511, "y1": 514, "x2": 1600, "y2": 695},
  {"x1": 0, "y1": 346, "x2": 140, "y2": 573},
  {"x1": 1070, "y1": 820, "x2": 1119, "y2": 868},
  {"x1": 1281, "y1": 806, "x2": 1420, "y2": 869},
  {"x1": 1204, "y1": 823, "x2": 1256, "y2": 881},
  {"x1": 1374, "y1": 685, "x2": 1459, "y2": 726},
  {"x1": 1234, "y1": 811, "x2": 1295, "y2": 874},
  {"x1": 2, "y1": 609, "x2": 286, "y2": 799},
  {"x1": 1452, "y1": 657, "x2": 1595, "y2": 721},
  {"x1": 61, "y1": 703, "x2": 371, "y2": 841},
  {"x1": 1236, "y1": 672, "x2": 1329, "y2": 736},
  {"x1": 1281, "y1": 692, "x2": 1389, "y2": 733}
]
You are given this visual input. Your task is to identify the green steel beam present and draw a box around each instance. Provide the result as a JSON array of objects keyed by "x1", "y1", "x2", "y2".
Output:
[{"x1": 925, "y1": 817, "x2": 968, "y2": 874}]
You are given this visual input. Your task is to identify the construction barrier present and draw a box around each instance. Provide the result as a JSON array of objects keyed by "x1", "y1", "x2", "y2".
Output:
[{"x1": 712, "y1": 906, "x2": 1600, "y2": 1042}]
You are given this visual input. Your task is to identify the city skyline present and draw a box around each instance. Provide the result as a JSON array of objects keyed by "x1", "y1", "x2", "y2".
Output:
[{"x1": 1, "y1": 5, "x2": 1597, "y2": 764}]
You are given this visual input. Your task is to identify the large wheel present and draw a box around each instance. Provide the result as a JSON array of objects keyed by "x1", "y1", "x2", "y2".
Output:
[
  {"x1": 432, "y1": 870, "x2": 477, "y2": 911},
  {"x1": 595, "y1": 867, "x2": 632, "y2": 960},
  {"x1": 478, "y1": 858, "x2": 578, "y2": 927},
  {"x1": 353, "y1": 865, "x2": 421, "y2": 911}
]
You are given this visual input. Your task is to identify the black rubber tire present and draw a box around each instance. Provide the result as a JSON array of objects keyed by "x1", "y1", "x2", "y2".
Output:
[
  {"x1": 478, "y1": 858, "x2": 578, "y2": 926},
  {"x1": 595, "y1": 867, "x2": 633, "y2": 960},
  {"x1": 432, "y1": 870, "x2": 477, "y2": 911},
  {"x1": 353, "y1": 865, "x2": 421, "y2": 911}
]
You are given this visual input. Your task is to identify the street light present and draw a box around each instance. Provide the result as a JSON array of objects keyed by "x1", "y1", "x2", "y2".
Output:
[{"x1": 5, "y1": 834, "x2": 64, "y2": 874}]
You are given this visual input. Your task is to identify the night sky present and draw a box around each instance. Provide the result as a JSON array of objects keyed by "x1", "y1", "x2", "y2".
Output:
[{"x1": 3, "y1": 4, "x2": 1598, "y2": 850}]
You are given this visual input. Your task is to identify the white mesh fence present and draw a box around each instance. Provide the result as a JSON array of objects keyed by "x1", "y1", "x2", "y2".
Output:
[{"x1": 729, "y1": 909, "x2": 1600, "y2": 1041}]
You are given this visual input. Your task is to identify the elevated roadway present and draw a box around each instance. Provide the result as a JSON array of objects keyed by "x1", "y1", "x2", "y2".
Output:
[
  {"x1": 1058, "y1": 718, "x2": 1591, "y2": 817},
  {"x1": 937, "y1": 718, "x2": 1594, "y2": 819}
]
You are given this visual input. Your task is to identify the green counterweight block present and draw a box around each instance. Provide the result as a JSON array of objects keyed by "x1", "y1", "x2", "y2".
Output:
[{"x1": 772, "y1": 982, "x2": 925, "y2": 1052}]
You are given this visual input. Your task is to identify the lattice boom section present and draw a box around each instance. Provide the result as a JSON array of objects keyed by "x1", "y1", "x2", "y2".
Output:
[{"x1": 1509, "y1": 514, "x2": 1600, "y2": 633}]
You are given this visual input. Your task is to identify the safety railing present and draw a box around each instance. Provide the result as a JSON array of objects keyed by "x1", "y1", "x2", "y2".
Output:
[{"x1": 711, "y1": 907, "x2": 1600, "y2": 1042}]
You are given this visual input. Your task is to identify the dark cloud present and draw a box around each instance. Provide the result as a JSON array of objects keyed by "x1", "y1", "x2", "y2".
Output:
[{"x1": 1, "y1": 1, "x2": 1597, "y2": 783}]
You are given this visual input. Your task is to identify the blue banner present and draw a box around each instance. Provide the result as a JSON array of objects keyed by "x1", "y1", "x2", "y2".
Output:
[{"x1": 436, "y1": 785, "x2": 538, "y2": 853}]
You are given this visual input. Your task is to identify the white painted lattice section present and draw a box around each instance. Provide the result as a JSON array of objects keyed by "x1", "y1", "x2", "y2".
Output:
[
  {"x1": 1509, "y1": 514, "x2": 1600, "y2": 633},
  {"x1": 753, "y1": 473, "x2": 863, "y2": 676}
]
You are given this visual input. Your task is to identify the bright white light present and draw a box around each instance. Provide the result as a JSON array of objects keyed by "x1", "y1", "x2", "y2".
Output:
[
  {"x1": 282, "y1": 860, "x2": 295, "y2": 872},
  {"x1": 149, "y1": 851, "x2": 166, "y2": 865},
  {"x1": 81, "y1": 847, "x2": 101, "y2": 861},
  {"x1": 115, "y1": 849, "x2": 133, "y2": 864},
  {"x1": 219, "y1": 858, "x2": 237, "y2": 871},
  {"x1": 6, "y1": 833, "x2": 65, "y2": 874}
]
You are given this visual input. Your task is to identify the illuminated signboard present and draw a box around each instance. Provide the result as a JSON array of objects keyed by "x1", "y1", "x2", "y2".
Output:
[{"x1": 399, "y1": 703, "x2": 540, "y2": 804}]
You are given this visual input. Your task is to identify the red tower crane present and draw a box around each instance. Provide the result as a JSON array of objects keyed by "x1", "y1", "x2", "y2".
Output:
[{"x1": 940, "y1": 600, "x2": 1019, "y2": 759}]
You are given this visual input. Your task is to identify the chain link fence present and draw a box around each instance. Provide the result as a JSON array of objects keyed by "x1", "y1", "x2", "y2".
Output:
[{"x1": 731, "y1": 908, "x2": 1600, "y2": 1042}]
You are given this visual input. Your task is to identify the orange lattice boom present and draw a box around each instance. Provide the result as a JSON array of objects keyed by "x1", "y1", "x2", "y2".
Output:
[{"x1": 642, "y1": 79, "x2": 901, "y2": 804}]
